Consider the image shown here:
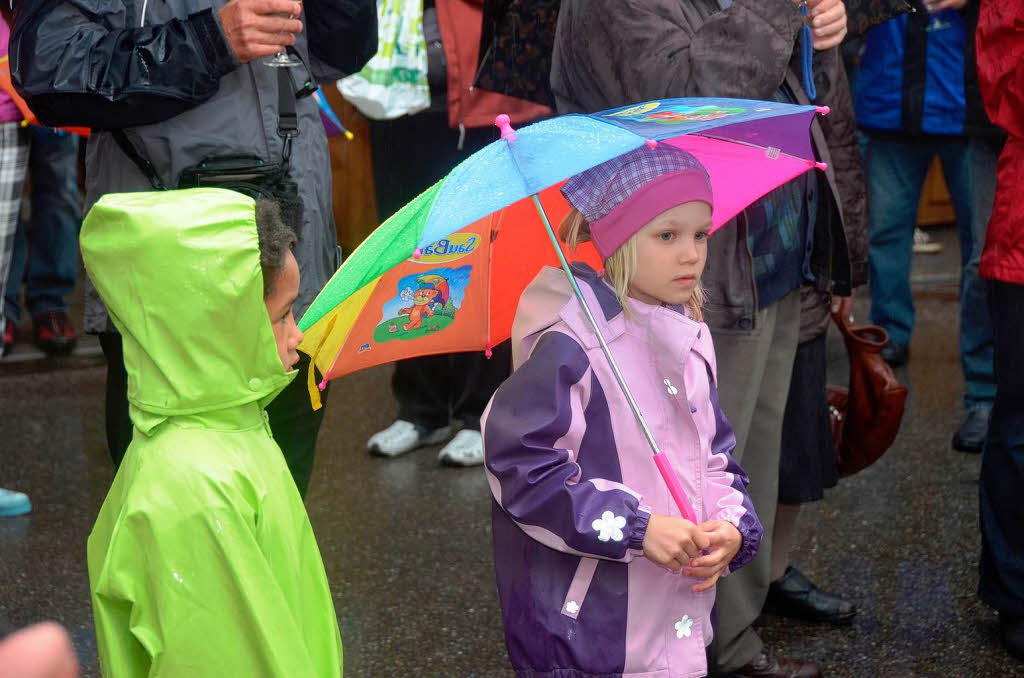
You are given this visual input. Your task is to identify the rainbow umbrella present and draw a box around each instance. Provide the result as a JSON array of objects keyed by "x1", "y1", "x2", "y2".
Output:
[{"x1": 300, "y1": 97, "x2": 829, "y2": 520}]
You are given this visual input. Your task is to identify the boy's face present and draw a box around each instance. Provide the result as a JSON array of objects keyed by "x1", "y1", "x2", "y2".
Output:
[
  {"x1": 627, "y1": 201, "x2": 711, "y2": 307},
  {"x1": 265, "y1": 250, "x2": 303, "y2": 371}
]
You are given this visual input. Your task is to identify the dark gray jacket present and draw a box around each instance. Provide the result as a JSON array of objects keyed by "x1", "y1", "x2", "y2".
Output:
[
  {"x1": 10, "y1": 0, "x2": 376, "y2": 331},
  {"x1": 551, "y1": 0, "x2": 867, "y2": 339}
]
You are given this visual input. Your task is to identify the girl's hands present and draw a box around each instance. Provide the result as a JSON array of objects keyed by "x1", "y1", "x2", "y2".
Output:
[
  {"x1": 642, "y1": 514, "x2": 711, "y2": 573},
  {"x1": 683, "y1": 520, "x2": 743, "y2": 592}
]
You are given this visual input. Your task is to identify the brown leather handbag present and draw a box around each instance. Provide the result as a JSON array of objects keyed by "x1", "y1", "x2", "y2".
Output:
[{"x1": 826, "y1": 311, "x2": 909, "y2": 477}]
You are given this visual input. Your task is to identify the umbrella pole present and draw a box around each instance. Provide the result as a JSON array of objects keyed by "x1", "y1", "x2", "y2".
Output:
[{"x1": 530, "y1": 195, "x2": 698, "y2": 524}]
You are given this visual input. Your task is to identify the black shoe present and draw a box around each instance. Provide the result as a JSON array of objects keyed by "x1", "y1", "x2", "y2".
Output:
[
  {"x1": 952, "y1": 404, "x2": 992, "y2": 453},
  {"x1": 881, "y1": 340, "x2": 909, "y2": 367},
  {"x1": 763, "y1": 566, "x2": 857, "y2": 625},
  {"x1": 726, "y1": 649, "x2": 822, "y2": 678},
  {"x1": 1001, "y1": 615, "x2": 1024, "y2": 662}
]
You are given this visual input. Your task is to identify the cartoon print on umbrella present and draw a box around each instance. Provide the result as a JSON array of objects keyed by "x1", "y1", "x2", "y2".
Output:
[{"x1": 376, "y1": 267, "x2": 470, "y2": 341}]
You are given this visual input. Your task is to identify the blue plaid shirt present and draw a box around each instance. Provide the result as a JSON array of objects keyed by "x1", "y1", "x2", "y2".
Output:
[{"x1": 745, "y1": 86, "x2": 818, "y2": 308}]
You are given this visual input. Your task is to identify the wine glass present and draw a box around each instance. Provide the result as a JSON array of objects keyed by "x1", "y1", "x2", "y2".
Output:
[{"x1": 265, "y1": 0, "x2": 303, "y2": 68}]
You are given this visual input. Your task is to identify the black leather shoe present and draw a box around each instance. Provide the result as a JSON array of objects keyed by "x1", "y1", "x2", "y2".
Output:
[
  {"x1": 881, "y1": 340, "x2": 909, "y2": 367},
  {"x1": 952, "y1": 404, "x2": 992, "y2": 453},
  {"x1": 763, "y1": 566, "x2": 857, "y2": 625},
  {"x1": 1000, "y1": 615, "x2": 1024, "y2": 662},
  {"x1": 727, "y1": 649, "x2": 822, "y2": 678}
]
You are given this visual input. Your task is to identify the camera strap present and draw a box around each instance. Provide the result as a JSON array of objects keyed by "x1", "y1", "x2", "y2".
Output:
[{"x1": 276, "y1": 64, "x2": 298, "y2": 166}]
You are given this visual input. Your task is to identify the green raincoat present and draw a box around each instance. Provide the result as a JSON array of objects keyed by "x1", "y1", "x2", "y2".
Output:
[{"x1": 82, "y1": 189, "x2": 343, "y2": 678}]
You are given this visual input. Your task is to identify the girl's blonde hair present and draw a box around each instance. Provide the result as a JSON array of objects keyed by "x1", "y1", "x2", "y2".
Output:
[{"x1": 558, "y1": 208, "x2": 705, "y2": 321}]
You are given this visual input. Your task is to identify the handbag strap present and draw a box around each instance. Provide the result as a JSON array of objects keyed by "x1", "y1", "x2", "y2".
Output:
[
  {"x1": 831, "y1": 307, "x2": 889, "y2": 350},
  {"x1": 112, "y1": 129, "x2": 168, "y2": 191}
]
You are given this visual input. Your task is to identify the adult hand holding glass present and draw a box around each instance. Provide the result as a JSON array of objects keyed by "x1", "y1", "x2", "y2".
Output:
[{"x1": 218, "y1": 0, "x2": 303, "y2": 64}]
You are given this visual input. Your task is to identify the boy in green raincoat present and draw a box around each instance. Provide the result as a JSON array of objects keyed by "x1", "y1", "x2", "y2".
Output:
[{"x1": 81, "y1": 189, "x2": 342, "y2": 677}]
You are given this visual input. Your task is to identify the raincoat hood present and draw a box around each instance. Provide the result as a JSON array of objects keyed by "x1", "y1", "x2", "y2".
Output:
[{"x1": 81, "y1": 189, "x2": 295, "y2": 433}]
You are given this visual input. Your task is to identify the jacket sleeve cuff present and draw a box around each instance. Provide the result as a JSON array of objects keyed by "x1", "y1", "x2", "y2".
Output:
[
  {"x1": 189, "y1": 8, "x2": 239, "y2": 80},
  {"x1": 628, "y1": 506, "x2": 652, "y2": 553},
  {"x1": 724, "y1": 512, "x2": 763, "y2": 576}
]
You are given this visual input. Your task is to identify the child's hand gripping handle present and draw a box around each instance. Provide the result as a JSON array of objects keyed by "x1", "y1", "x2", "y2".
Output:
[{"x1": 652, "y1": 453, "x2": 697, "y2": 523}]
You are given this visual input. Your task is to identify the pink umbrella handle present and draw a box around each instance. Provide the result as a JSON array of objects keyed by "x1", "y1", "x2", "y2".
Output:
[{"x1": 653, "y1": 453, "x2": 698, "y2": 523}]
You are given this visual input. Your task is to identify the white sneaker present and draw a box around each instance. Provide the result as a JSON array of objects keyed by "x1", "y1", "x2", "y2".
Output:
[
  {"x1": 367, "y1": 420, "x2": 452, "y2": 458},
  {"x1": 437, "y1": 429, "x2": 484, "y2": 467},
  {"x1": 912, "y1": 227, "x2": 943, "y2": 254}
]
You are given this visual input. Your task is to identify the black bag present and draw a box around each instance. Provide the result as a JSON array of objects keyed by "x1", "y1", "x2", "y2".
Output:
[{"x1": 111, "y1": 65, "x2": 305, "y2": 227}]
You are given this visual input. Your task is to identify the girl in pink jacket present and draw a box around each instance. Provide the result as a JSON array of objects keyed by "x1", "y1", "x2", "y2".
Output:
[{"x1": 482, "y1": 144, "x2": 762, "y2": 678}]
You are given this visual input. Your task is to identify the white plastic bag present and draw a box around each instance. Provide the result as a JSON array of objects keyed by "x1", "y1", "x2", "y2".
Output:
[{"x1": 338, "y1": 0, "x2": 430, "y2": 120}]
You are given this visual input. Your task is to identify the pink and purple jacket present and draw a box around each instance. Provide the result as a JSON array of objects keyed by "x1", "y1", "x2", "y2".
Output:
[{"x1": 482, "y1": 264, "x2": 762, "y2": 678}]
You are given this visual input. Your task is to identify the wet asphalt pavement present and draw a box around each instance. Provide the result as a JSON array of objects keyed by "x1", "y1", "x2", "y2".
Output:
[{"x1": 1, "y1": 225, "x2": 1022, "y2": 677}]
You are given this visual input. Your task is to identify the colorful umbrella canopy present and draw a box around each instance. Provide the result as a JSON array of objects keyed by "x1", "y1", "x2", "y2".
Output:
[
  {"x1": 300, "y1": 96, "x2": 828, "y2": 521},
  {"x1": 300, "y1": 97, "x2": 827, "y2": 384}
]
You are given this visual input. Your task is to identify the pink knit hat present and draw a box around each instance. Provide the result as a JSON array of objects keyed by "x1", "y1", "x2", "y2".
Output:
[{"x1": 561, "y1": 144, "x2": 713, "y2": 259}]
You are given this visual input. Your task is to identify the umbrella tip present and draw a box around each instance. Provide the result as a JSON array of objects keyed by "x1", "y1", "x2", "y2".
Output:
[
  {"x1": 645, "y1": 138, "x2": 658, "y2": 148},
  {"x1": 318, "y1": 378, "x2": 328, "y2": 391},
  {"x1": 816, "y1": 106, "x2": 831, "y2": 115},
  {"x1": 413, "y1": 248, "x2": 422, "y2": 259},
  {"x1": 495, "y1": 114, "x2": 518, "y2": 141},
  {"x1": 813, "y1": 161, "x2": 828, "y2": 171}
]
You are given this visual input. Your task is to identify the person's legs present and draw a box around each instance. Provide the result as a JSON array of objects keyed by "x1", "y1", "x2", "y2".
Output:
[
  {"x1": 865, "y1": 135, "x2": 934, "y2": 350},
  {"x1": 265, "y1": 352, "x2": 328, "y2": 498},
  {"x1": 978, "y1": 280, "x2": 1024, "y2": 659},
  {"x1": 709, "y1": 289, "x2": 801, "y2": 673},
  {"x1": 765, "y1": 332, "x2": 854, "y2": 625},
  {"x1": 392, "y1": 354, "x2": 455, "y2": 430},
  {"x1": 770, "y1": 502, "x2": 802, "y2": 582},
  {"x1": 450, "y1": 340, "x2": 512, "y2": 430},
  {"x1": 439, "y1": 341, "x2": 513, "y2": 466},
  {"x1": 368, "y1": 115, "x2": 498, "y2": 456},
  {"x1": 19, "y1": 128, "x2": 81, "y2": 355},
  {"x1": 4, "y1": 218, "x2": 26, "y2": 326},
  {"x1": 23, "y1": 127, "x2": 81, "y2": 318},
  {"x1": 0, "y1": 123, "x2": 29, "y2": 341},
  {"x1": 0, "y1": 125, "x2": 32, "y2": 513},
  {"x1": 953, "y1": 137, "x2": 1001, "y2": 450},
  {"x1": 98, "y1": 332, "x2": 133, "y2": 468}
]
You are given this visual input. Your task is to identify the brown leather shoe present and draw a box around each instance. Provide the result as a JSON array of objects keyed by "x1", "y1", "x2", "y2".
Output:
[{"x1": 727, "y1": 649, "x2": 823, "y2": 678}]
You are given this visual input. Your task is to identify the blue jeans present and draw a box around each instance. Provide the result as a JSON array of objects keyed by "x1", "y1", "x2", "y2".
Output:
[
  {"x1": 961, "y1": 137, "x2": 1001, "y2": 408},
  {"x1": 3, "y1": 127, "x2": 81, "y2": 323},
  {"x1": 863, "y1": 133, "x2": 972, "y2": 348}
]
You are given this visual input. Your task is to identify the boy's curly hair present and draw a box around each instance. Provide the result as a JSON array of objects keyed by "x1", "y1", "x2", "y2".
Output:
[{"x1": 255, "y1": 199, "x2": 297, "y2": 297}]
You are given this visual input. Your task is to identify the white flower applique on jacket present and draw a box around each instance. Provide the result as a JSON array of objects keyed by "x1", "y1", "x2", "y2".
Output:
[
  {"x1": 593, "y1": 511, "x2": 626, "y2": 542},
  {"x1": 675, "y1": 615, "x2": 694, "y2": 639}
]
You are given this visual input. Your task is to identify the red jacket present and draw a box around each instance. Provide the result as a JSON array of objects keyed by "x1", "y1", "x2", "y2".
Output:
[
  {"x1": 977, "y1": 1, "x2": 1024, "y2": 284},
  {"x1": 435, "y1": 0, "x2": 551, "y2": 130}
]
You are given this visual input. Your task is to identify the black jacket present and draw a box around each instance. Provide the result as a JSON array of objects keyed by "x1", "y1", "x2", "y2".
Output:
[{"x1": 9, "y1": 0, "x2": 376, "y2": 129}]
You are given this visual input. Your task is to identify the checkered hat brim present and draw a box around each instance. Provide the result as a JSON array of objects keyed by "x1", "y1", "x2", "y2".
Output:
[{"x1": 561, "y1": 144, "x2": 710, "y2": 223}]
